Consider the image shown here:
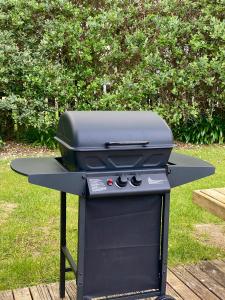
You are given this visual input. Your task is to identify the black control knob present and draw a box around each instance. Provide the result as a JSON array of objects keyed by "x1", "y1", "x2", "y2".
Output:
[
  {"x1": 116, "y1": 175, "x2": 128, "y2": 187},
  {"x1": 131, "y1": 175, "x2": 142, "y2": 186}
]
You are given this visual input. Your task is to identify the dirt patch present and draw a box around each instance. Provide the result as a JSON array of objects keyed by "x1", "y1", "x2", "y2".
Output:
[
  {"x1": 0, "y1": 141, "x2": 55, "y2": 159},
  {"x1": 175, "y1": 141, "x2": 201, "y2": 149},
  {"x1": 0, "y1": 202, "x2": 18, "y2": 225},
  {"x1": 195, "y1": 224, "x2": 225, "y2": 250}
]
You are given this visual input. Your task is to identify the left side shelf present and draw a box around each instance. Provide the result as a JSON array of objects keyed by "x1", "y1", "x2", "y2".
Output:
[{"x1": 10, "y1": 157, "x2": 67, "y2": 176}]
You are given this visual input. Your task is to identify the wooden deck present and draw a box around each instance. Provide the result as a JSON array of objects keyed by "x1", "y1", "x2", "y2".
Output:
[
  {"x1": 1, "y1": 260, "x2": 225, "y2": 300},
  {"x1": 193, "y1": 188, "x2": 225, "y2": 221}
]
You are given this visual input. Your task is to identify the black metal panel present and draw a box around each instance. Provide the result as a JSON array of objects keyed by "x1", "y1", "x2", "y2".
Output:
[
  {"x1": 28, "y1": 172, "x2": 85, "y2": 195},
  {"x1": 55, "y1": 111, "x2": 174, "y2": 171},
  {"x1": 159, "y1": 193, "x2": 170, "y2": 295},
  {"x1": 77, "y1": 197, "x2": 86, "y2": 300},
  {"x1": 10, "y1": 157, "x2": 67, "y2": 176},
  {"x1": 59, "y1": 147, "x2": 173, "y2": 172},
  {"x1": 168, "y1": 153, "x2": 215, "y2": 187},
  {"x1": 60, "y1": 192, "x2": 66, "y2": 298},
  {"x1": 83, "y1": 194, "x2": 162, "y2": 298},
  {"x1": 56, "y1": 111, "x2": 173, "y2": 151},
  {"x1": 87, "y1": 171, "x2": 170, "y2": 198}
]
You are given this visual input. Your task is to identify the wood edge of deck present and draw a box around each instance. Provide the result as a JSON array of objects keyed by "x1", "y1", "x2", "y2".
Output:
[{"x1": 193, "y1": 188, "x2": 225, "y2": 221}]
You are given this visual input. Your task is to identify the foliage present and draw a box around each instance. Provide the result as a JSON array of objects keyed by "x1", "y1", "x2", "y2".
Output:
[{"x1": 0, "y1": 0, "x2": 225, "y2": 144}]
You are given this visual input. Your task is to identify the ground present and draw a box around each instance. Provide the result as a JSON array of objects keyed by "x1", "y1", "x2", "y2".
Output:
[
  {"x1": 0, "y1": 141, "x2": 55, "y2": 158},
  {"x1": 0, "y1": 141, "x2": 225, "y2": 291},
  {"x1": 195, "y1": 224, "x2": 225, "y2": 249}
]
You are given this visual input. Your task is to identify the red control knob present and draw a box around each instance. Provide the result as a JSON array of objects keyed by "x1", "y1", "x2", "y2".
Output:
[{"x1": 107, "y1": 178, "x2": 113, "y2": 186}]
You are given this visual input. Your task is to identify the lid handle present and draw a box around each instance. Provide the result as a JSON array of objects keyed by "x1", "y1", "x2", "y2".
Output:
[{"x1": 105, "y1": 141, "x2": 149, "y2": 148}]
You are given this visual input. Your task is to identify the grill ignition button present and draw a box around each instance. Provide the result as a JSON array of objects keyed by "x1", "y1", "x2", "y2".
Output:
[
  {"x1": 116, "y1": 175, "x2": 128, "y2": 187},
  {"x1": 107, "y1": 178, "x2": 113, "y2": 186},
  {"x1": 131, "y1": 175, "x2": 142, "y2": 186}
]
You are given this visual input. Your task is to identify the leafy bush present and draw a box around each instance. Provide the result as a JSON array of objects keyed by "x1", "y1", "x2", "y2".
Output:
[{"x1": 0, "y1": 0, "x2": 224, "y2": 144}]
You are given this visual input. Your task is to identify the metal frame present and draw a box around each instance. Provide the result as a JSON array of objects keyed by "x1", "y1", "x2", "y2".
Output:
[
  {"x1": 59, "y1": 191, "x2": 172, "y2": 300},
  {"x1": 60, "y1": 191, "x2": 66, "y2": 298},
  {"x1": 76, "y1": 196, "x2": 86, "y2": 300},
  {"x1": 59, "y1": 191, "x2": 78, "y2": 298},
  {"x1": 160, "y1": 192, "x2": 170, "y2": 296}
]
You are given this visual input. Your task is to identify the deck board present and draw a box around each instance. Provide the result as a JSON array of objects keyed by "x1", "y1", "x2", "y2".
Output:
[
  {"x1": 212, "y1": 260, "x2": 225, "y2": 273},
  {"x1": 65, "y1": 281, "x2": 77, "y2": 300},
  {"x1": 167, "y1": 269, "x2": 201, "y2": 300},
  {"x1": 173, "y1": 265, "x2": 219, "y2": 300},
  {"x1": 30, "y1": 284, "x2": 52, "y2": 300},
  {"x1": 166, "y1": 284, "x2": 183, "y2": 300},
  {"x1": 47, "y1": 283, "x2": 70, "y2": 300},
  {"x1": 1, "y1": 260, "x2": 225, "y2": 300},
  {"x1": 185, "y1": 264, "x2": 225, "y2": 300},
  {"x1": 0, "y1": 290, "x2": 14, "y2": 300},
  {"x1": 193, "y1": 188, "x2": 225, "y2": 220},
  {"x1": 13, "y1": 287, "x2": 32, "y2": 300},
  {"x1": 215, "y1": 188, "x2": 225, "y2": 196},
  {"x1": 198, "y1": 261, "x2": 225, "y2": 288}
]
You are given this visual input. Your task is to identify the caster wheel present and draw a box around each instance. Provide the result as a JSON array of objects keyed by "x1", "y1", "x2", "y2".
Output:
[{"x1": 156, "y1": 296, "x2": 176, "y2": 300}]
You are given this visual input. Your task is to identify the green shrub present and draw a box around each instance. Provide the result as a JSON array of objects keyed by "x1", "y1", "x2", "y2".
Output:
[{"x1": 0, "y1": 0, "x2": 224, "y2": 144}]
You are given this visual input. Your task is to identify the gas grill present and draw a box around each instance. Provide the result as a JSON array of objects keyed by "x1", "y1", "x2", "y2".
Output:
[{"x1": 11, "y1": 111, "x2": 215, "y2": 300}]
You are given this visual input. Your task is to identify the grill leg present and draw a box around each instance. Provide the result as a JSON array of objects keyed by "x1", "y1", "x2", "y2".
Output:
[
  {"x1": 60, "y1": 191, "x2": 66, "y2": 298},
  {"x1": 77, "y1": 197, "x2": 86, "y2": 300},
  {"x1": 160, "y1": 193, "x2": 170, "y2": 296}
]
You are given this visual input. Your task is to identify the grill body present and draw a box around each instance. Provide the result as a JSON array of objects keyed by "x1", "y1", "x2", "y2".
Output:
[{"x1": 10, "y1": 111, "x2": 215, "y2": 300}]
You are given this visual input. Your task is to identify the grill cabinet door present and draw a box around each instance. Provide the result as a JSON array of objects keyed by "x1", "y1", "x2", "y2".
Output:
[{"x1": 83, "y1": 194, "x2": 162, "y2": 298}]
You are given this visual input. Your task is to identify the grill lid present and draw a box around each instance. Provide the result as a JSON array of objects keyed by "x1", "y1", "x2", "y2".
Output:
[{"x1": 55, "y1": 111, "x2": 174, "y2": 151}]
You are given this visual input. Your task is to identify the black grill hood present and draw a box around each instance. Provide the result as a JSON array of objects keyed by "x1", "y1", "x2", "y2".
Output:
[
  {"x1": 55, "y1": 111, "x2": 174, "y2": 151},
  {"x1": 55, "y1": 111, "x2": 174, "y2": 171}
]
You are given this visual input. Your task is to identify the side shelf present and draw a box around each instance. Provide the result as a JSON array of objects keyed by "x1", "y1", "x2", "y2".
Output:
[
  {"x1": 11, "y1": 157, "x2": 67, "y2": 176},
  {"x1": 11, "y1": 157, "x2": 85, "y2": 195},
  {"x1": 167, "y1": 153, "x2": 215, "y2": 188},
  {"x1": 10, "y1": 153, "x2": 215, "y2": 195}
]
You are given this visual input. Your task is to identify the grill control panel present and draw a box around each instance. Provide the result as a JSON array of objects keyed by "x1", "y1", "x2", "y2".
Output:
[{"x1": 87, "y1": 171, "x2": 170, "y2": 198}]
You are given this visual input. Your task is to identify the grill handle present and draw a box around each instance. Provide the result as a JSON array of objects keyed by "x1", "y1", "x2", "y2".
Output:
[{"x1": 105, "y1": 141, "x2": 149, "y2": 148}]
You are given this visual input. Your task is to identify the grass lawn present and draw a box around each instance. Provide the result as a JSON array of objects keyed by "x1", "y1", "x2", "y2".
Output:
[{"x1": 0, "y1": 145, "x2": 225, "y2": 290}]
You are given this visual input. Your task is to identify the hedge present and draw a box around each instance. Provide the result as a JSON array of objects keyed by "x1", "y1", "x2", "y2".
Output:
[{"x1": 0, "y1": 0, "x2": 225, "y2": 146}]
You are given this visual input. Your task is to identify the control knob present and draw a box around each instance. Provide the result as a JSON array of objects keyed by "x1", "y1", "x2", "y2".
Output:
[
  {"x1": 131, "y1": 175, "x2": 142, "y2": 186},
  {"x1": 116, "y1": 175, "x2": 128, "y2": 187}
]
